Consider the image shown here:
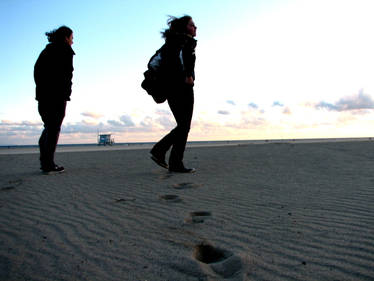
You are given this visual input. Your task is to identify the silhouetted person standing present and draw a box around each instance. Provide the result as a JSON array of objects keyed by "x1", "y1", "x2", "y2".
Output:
[
  {"x1": 34, "y1": 26, "x2": 75, "y2": 173},
  {"x1": 150, "y1": 16, "x2": 197, "y2": 173}
]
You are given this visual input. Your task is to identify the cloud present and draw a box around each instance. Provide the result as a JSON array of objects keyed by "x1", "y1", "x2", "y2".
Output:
[
  {"x1": 316, "y1": 90, "x2": 374, "y2": 112},
  {"x1": 66, "y1": 115, "x2": 135, "y2": 134},
  {"x1": 272, "y1": 101, "x2": 284, "y2": 107},
  {"x1": 316, "y1": 101, "x2": 338, "y2": 111},
  {"x1": 218, "y1": 110, "x2": 230, "y2": 115},
  {"x1": 139, "y1": 116, "x2": 155, "y2": 130},
  {"x1": 1, "y1": 120, "x2": 42, "y2": 126},
  {"x1": 107, "y1": 120, "x2": 123, "y2": 127},
  {"x1": 155, "y1": 116, "x2": 175, "y2": 130},
  {"x1": 226, "y1": 100, "x2": 236, "y2": 106},
  {"x1": 0, "y1": 120, "x2": 43, "y2": 144},
  {"x1": 155, "y1": 109, "x2": 171, "y2": 116},
  {"x1": 119, "y1": 115, "x2": 135, "y2": 127},
  {"x1": 62, "y1": 121, "x2": 100, "y2": 134},
  {"x1": 248, "y1": 102, "x2": 258, "y2": 109},
  {"x1": 81, "y1": 112, "x2": 103, "y2": 119}
]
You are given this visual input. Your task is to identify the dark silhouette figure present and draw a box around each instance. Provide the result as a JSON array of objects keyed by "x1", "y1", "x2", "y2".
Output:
[
  {"x1": 150, "y1": 16, "x2": 197, "y2": 173},
  {"x1": 34, "y1": 26, "x2": 75, "y2": 173}
]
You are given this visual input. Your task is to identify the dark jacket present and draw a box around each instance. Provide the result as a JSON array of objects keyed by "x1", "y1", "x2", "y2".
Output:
[
  {"x1": 34, "y1": 42, "x2": 75, "y2": 102},
  {"x1": 160, "y1": 32, "x2": 197, "y2": 84}
]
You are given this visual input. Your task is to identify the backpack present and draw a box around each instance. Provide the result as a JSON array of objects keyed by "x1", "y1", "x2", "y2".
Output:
[{"x1": 141, "y1": 49, "x2": 167, "y2": 104}]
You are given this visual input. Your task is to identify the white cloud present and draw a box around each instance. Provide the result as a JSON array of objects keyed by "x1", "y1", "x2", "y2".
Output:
[
  {"x1": 248, "y1": 103, "x2": 258, "y2": 109},
  {"x1": 217, "y1": 110, "x2": 230, "y2": 115},
  {"x1": 119, "y1": 115, "x2": 135, "y2": 127},
  {"x1": 107, "y1": 120, "x2": 123, "y2": 127},
  {"x1": 272, "y1": 101, "x2": 284, "y2": 107},
  {"x1": 0, "y1": 120, "x2": 41, "y2": 126},
  {"x1": 81, "y1": 112, "x2": 104, "y2": 119},
  {"x1": 315, "y1": 90, "x2": 374, "y2": 112}
]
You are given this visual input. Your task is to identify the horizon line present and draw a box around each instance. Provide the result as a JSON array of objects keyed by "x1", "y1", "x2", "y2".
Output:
[{"x1": 1, "y1": 136, "x2": 373, "y2": 148}]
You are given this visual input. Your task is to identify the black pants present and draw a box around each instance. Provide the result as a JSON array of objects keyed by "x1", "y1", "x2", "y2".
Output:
[
  {"x1": 152, "y1": 85, "x2": 194, "y2": 168},
  {"x1": 38, "y1": 101, "x2": 67, "y2": 169}
]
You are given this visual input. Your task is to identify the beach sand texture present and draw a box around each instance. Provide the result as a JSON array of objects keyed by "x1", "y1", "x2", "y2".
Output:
[{"x1": 1, "y1": 141, "x2": 373, "y2": 280}]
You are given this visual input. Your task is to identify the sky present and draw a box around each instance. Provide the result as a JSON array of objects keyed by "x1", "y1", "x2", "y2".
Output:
[{"x1": 1, "y1": 0, "x2": 374, "y2": 145}]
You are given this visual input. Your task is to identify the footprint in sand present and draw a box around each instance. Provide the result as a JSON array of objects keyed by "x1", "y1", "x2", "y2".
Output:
[
  {"x1": 1, "y1": 179, "x2": 22, "y2": 191},
  {"x1": 114, "y1": 198, "x2": 136, "y2": 203},
  {"x1": 185, "y1": 211, "x2": 212, "y2": 223},
  {"x1": 193, "y1": 243, "x2": 242, "y2": 279},
  {"x1": 159, "y1": 194, "x2": 182, "y2": 203},
  {"x1": 159, "y1": 173, "x2": 173, "y2": 180},
  {"x1": 172, "y1": 182, "x2": 202, "y2": 190},
  {"x1": 1, "y1": 186, "x2": 15, "y2": 191}
]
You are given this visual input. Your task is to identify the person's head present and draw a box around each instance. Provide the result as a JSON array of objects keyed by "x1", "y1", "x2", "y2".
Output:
[
  {"x1": 162, "y1": 15, "x2": 197, "y2": 38},
  {"x1": 45, "y1": 26, "x2": 73, "y2": 45}
]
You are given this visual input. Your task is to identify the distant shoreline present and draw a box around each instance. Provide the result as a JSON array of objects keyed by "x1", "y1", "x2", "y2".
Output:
[{"x1": 1, "y1": 137, "x2": 373, "y2": 155}]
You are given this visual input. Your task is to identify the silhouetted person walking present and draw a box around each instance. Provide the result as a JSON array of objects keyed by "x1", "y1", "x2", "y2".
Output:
[
  {"x1": 34, "y1": 26, "x2": 75, "y2": 173},
  {"x1": 150, "y1": 16, "x2": 197, "y2": 173}
]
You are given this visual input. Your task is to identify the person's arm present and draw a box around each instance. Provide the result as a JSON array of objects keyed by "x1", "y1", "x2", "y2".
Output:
[
  {"x1": 58, "y1": 47, "x2": 74, "y2": 100},
  {"x1": 182, "y1": 37, "x2": 196, "y2": 85}
]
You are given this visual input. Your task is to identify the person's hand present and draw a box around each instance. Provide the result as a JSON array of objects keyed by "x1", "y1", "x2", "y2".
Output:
[{"x1": 185, "y1": 76, "x2": 194, "y2": 86}]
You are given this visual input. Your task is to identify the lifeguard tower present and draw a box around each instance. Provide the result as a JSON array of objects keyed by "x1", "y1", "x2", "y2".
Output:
[{"x1": 98, "y1": 134, "x2": 114, "y2": 146}]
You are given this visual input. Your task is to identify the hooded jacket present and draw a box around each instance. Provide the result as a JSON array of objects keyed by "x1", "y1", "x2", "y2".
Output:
[
  {"x1": 159, "y1": 31, "x2": 197, "y2": 84},
  {"x1": 34, "y1": 42, "x2": 75, "y2": 102}
]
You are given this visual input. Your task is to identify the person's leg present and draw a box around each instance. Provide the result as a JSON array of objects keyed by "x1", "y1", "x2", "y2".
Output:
[
  {"x1": 38, "y1": 101, "x2": 66, "y2": 170},
  {"x1": 150, "y1": 131, "x2": 173, "y2": 168},
  {"x1": 150, "y1": 85, "x2": 180, "y2": 166},
  {"x1": 168, "y1": 85, "x2": 194, "y2": 169},
  {"x1": 151, "y1": 128, "x2": 176, "y2": 157},
  {"x1": 38, "y1": 126, "x2": 48, "y2": 167}
]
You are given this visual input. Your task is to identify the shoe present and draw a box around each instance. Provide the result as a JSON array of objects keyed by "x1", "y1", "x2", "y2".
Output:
[
  {"x1": 150, "y1": 153, "x2": 168, "y2": 169},
  {"x1": 169, "y1": 166, "x2": 196, "y2": 173},
  {"x1": 41, "y1": 165, "x2": 65, "y2": 174}
]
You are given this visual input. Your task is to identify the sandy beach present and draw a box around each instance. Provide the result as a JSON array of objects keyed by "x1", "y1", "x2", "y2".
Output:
[{"x1": 1, "y1": 140, "x2": 374, "y2": 280}]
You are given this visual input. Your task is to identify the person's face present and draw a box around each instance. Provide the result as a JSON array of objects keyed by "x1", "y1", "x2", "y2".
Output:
[
  {"x1": 186, "y1": 19, "x2": 197, "y2": 37},
  {"x1": 66, "y1": 33, "x2": 74, "y2": 45}
]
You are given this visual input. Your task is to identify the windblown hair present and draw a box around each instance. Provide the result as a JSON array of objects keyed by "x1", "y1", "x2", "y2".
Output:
[
  {"x1": 161, "y1": 15, "x2": 192, "y2": 38},
  {"x1": 45, "y1": 26, "x2": 73, "y2": 43}
]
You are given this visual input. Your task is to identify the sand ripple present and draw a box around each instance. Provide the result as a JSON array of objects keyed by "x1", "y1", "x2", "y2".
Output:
[{"x1": 1, "y1": 142, "x2": 374, "y2": 280}]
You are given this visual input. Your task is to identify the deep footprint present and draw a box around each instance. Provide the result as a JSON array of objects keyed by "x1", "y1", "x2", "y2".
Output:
[
  {"x1": 185, "y1": 211, "x2": 212, "y2": 223},
  {"x1": 190, "y1": 211, "x2": 211, "y2": 217},
  {"x1": 1, "y1": 186, "x2": 15, "y2": 191},
  {"x1": 193, "y1": 243, "x2": 242, "y2": 278},
  {"x1": 172, "y1": 182, "x2": 201, "y2": 190},
  {"x1": 159, "y1": 174, "x2": 173, "y2": 180},
  {"x1": 1, "y1": 179, "x2": 23, "y2": 191},
  {"x1": 159, "y1": 194, "x2": 182, "y2": 203},
  {"x1": 194, "y1": 243, "x2": 228, "y2": 264},
  {"x1": 114, "y1": 198, "x2": 136, "y2": 203}
]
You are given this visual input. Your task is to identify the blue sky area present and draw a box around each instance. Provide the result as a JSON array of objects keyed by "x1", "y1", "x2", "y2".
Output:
[{"x1": 1, "y1": 0, "x2": 374, "y2": 145}]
